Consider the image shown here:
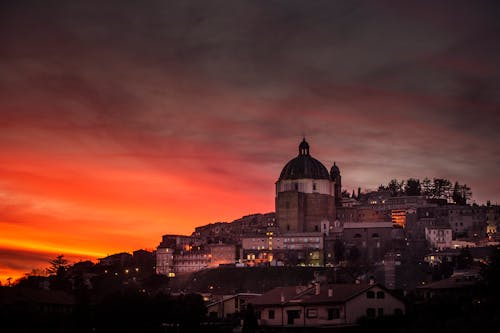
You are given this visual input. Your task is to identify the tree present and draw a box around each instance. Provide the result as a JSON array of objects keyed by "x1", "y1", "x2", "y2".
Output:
[
  {"x1": 422, "y1": 177, "x2": 433, "y2": 197},
  {"x1": 452, "y1": 181, "x2": 472, "y2": 205},
  {"x1": 47, "y1": 254, "x2": 69, "y2": 276},
  {"x1": 404, "y1": 178, "x2": 421, "y2": 196},
  {"x1": 242, "y1": 303, "x2": 258, "y2": 333},
  {"x1": 378, "y1": 184, "x2": 388, "y2": 191},
  {"x1": 432, "y1": 178, "x2": 452, "y2": 200},
  {"x1": 341, "y1": 189, "x2": 350, "y2": 198},
  {"x1": 388, "y1": 179, "x2": 404, "y2": 197}
]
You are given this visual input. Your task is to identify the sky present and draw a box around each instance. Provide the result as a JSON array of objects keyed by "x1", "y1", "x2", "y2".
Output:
[{"x1": 1, "y1": 0, "x2": 499, "y2": 283}]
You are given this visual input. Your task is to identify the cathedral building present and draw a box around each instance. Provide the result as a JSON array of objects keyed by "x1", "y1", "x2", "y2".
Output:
[{"x1": 275, "y1": 138, "x2": 341, "y2": 233}]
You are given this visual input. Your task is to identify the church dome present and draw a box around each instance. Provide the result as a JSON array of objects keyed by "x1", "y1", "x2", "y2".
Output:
[{"x1": 279, "y1": 138, "x2": 330, "y2": 180}]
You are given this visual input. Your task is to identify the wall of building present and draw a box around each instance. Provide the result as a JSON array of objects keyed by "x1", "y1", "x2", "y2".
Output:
[{"x1": 345, "y1": 286, "x2": 404, "y2": 323}]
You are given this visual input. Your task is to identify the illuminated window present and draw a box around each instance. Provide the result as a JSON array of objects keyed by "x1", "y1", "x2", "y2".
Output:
[{"x1": 306, "y1": 308, "x2": 318, "y2": 318}]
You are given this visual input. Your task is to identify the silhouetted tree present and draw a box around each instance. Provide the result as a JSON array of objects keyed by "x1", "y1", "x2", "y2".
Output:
[
  {"x1": 378, "y1": 184, "x2": 388, "y2": 191},
  {"x1": 242, "y1": 303, "x2": 258, "y2": 333},
  {"x1": 388, "y1": 179, "x2": 404, "y2": 197},
  {"x1": 432, "y1": 178, "x2": 452, "y2": 200},
  {"x1": 452, "y1": 182, "x2": 472, "y2": 205},
  {"x1": 422, "y1": 177, "x2": 433, "y2": 197},
  {"x1": 47, "y1": 254, "x2": 69, "y2": 276},
  {"x1": 405, "y1": 178, "x2": 421, "y2": 196}
]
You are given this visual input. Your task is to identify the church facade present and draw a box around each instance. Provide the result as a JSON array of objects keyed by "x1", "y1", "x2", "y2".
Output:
[{"x1": 275, "y1": 138, "x2": 341, "y2": 234}]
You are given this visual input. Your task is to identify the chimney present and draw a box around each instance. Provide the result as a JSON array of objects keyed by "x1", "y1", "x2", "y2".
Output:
[
  {"x1": 315, "y1": 282, "x2": 320, "y2": 295},
  {"x1": 369, "y1": 276, "x2": 375, "y2": 285},
  {"x1": 328, "y1": 287, "x2": 333, "y2": 297}
]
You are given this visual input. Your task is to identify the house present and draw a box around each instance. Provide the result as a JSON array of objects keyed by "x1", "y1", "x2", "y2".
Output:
[
  {"x1": 415, "y1": 270, "x2": 481, "y2": 300},
  {"x1": 207, "y1": 293, "x2": 261, "y2": 319},
  {"x1": 249, "y1": 282, "x2": 405, "y2": 328}
]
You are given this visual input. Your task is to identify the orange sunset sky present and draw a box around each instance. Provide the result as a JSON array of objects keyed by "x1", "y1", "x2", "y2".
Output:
[{"x1": 1, "y1": 1, "x2": 500, "y2": 283}]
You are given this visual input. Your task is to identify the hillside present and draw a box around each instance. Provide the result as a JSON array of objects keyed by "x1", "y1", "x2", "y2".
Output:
[{"x1": 168, "y1": 266, "x2": 354, "y2": 294}]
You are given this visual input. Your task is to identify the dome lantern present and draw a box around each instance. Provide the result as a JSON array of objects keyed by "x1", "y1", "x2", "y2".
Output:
[{"x1": 299, "y1": 137, "x2": 310, "y2": 156}]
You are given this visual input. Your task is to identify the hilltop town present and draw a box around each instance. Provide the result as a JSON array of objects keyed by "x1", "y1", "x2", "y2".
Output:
[{"x1": 2, "y1": 139, "x2": 500, "y2": 332}]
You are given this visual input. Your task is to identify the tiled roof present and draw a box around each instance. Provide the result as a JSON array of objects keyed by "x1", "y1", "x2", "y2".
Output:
[{"x1": 250, "y1": 283, "x2": 375, "y2": 306}]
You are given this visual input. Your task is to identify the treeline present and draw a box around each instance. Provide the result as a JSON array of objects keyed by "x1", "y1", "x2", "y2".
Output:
[
  {"x1": 378, "y1": 178, "x2": 472, "y2": 204},
  {"x1": 342, "y1": 177, "x2": 472, "y2": 205}
]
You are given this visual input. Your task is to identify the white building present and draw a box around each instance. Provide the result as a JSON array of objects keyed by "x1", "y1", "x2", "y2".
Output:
[
  {"x1": 250, "y1": 283, "x2": 405, "y2": 328},
  {"x1": 425, "y1": 226, "x2": 452, "y2": 250}
]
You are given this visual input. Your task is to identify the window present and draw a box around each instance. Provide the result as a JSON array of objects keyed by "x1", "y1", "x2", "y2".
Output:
[
  {"x1": 328, "y1": 308, "x2": 340, "y2": 320},
  {"x1": 294, "y1": 183, "x2": 298, "y2": 190},
  {"x1": 376, "y1": 291, "x2": 385, "y2": 299},
  {"x1": 306, "y1": 308, "x2": 318, "y2": 318},
  {"x1": 377, "y1": 308, "x2": 384, "y2": 317},
  {"x1": 394, "y1": 308, "x2": 403, "y2": 316},
  {"x1": 313, "y1": 183, "x2": 317, "y2": 191},
  {"x1": 366, "y1": 308, "x2": 376, "y2": 318},
  {"x1": 366, "y1": 291, "x2": 375, "y2": 299},
  {"x1": 314, "y1": 225, "x2": 319, "y2": 232},
  {"x1": 354, "y1": 233, "x2": 362, "y2": 238},
  {"x1": 268, "y1": 310, "x2": 275, "y2": 319}
]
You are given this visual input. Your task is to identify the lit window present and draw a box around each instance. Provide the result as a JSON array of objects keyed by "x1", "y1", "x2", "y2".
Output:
[{"x1": 306, "y1": 308, "x2": 318, "y2": 318}]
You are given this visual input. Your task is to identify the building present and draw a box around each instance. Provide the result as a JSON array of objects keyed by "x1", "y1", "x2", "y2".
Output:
[
  {"x1": 275, "y1": 138, "x2": 337, "y2": 233},
  {"x1": 241, "y1": 232, "x2": 324, "y2": 266},
  {"x1": 425, "y1": 226, "x2": 452, "y2": 250},
  {"x1": 208, "y1": 244, "x2": 237, "y2": 267},
  {"x1": 250, "y1": 282, "x2": 405, "y2": 328},
  {"x1": 207, "y1": 293, "x2": 261, "y2": 319},
  {"x1": 156, "y1": 238, "x2": 236, "y2": 275},
  {"x1": 98, "y1": 252, "x2": 133, "y2": 267},
  {"x1": 342, "y1": 222, "x2": 395, "y2": 262}
]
